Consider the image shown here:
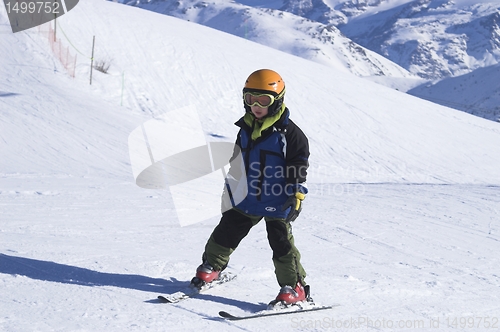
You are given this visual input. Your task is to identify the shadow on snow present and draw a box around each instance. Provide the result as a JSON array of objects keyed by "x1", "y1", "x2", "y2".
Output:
[
  {"x1": 0, "y1": 91, "x2": 19, "y2": 97},
  {"x1": 0, "y1": 253, "x2": 177, "y2": 293},
  {"x1": 0, "y1": 253, "x2": 263, "y2": 310}
]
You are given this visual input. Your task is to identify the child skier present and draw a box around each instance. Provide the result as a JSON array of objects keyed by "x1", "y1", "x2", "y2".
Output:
[{"x1": 191, "y1": 69, "x2": 310, "y2": 305}]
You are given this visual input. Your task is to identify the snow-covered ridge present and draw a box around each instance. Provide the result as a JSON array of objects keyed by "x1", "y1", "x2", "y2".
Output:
[
  {"x1": 407, "y1": 63, "x2": 500, "y2": 121},
  {"x1": 119, "y1": 0, "x2": 413, "y2": 77},
  {"x1": 339, "y1": 0, "x2": 500, "y2": 79},
  {"x1": 268, "y1": 0, "x2": 500, "y2": 79},
  {"x1": 127, "y1": 0, "x2": 500, "y2": 80},
  {"x1": 117, "y1": 0, "x2": 500, "y2": 121}
]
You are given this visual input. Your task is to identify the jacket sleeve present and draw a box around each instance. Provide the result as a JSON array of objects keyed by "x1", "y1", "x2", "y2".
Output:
[
  {"x1": 227, "y1": 131, "x2": 243, "y2": 180},
  {"x1": 285, "y1": 120, "x2": 309, "y2": 194}
]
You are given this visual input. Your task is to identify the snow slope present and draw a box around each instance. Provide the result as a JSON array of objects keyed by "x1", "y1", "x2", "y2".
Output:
[
  {"x1": 118, "y1": 0, "x2": 414, "y2": 78},
  {"x1": 408, "y1": 64, "x2": 500, "y2": 122},
  {"x1": 1, "y1": 0, "x2": 500, "y2": 331},
  {"x1": 118, "y1": 0, "x2": 500, "y2": 122}
]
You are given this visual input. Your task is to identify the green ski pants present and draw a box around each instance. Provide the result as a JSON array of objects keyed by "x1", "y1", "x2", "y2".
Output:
[{"x1": 201, "y1": 208, "x2": 306, "y2": 287}]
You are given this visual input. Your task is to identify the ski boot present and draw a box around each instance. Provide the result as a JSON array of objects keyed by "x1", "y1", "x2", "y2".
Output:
[
  {"x1": 269, "y1": 281, "x2": 312, "y2": 308},
  {"x1": 190, "y1": 261, "x2": 220, "y2": 289}
]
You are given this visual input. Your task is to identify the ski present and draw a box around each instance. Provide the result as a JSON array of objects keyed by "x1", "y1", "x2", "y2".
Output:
[
  {"x1": 219, "y1": 302, "x2": 339, "y2": 321},
  {"x1": 158, "y1": 272, "x2": 236, "y2": 303}
]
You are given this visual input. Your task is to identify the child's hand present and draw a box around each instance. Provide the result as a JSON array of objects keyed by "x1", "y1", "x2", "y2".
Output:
[{"x1": 281, "y1": 192, "x2": 306, "y2": 222}]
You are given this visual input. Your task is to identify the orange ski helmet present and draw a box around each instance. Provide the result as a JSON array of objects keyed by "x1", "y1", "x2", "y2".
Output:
[{"x1": 242, "y1": 69, "x2": 285, "y2": 117}]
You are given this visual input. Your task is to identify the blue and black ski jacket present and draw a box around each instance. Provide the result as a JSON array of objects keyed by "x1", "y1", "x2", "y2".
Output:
[{"x1": 225, "y1": 107, "x2": 309, "y2": 218}]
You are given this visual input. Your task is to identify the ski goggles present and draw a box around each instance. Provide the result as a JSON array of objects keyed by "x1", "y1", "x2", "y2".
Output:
[{"x1": 243, "y1": 90, "x2": 284, "y2": 108}]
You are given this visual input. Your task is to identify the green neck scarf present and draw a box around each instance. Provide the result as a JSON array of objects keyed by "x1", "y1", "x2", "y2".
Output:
[{"x1": 244, "y1": 104, "x2": 286, "y2": 141}]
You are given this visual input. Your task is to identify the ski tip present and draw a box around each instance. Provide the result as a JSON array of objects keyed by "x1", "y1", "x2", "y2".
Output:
[
  {"x1": 219, "y1": 311, "x2": 233, "y2": 318},
  {"x1": 157, "y1": 295, "x2": 175, "y2": 303}
]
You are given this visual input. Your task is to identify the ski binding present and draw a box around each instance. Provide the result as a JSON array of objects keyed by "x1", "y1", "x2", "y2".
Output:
[{"x1": 158, "y1": 272, "x2": 236, "y2": 303}]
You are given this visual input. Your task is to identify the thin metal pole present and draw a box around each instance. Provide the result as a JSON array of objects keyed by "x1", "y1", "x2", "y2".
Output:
[
  {"x1": 121, "y1": 71, "x2": 125, "y2": 106},
  {"x1": 90, "y1": 36, "x2": 95, "y2": 85}
]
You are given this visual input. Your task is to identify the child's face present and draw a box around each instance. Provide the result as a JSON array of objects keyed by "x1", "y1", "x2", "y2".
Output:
[{"x1": 250, "y1": 105, "x2": 269, "y2": 120}]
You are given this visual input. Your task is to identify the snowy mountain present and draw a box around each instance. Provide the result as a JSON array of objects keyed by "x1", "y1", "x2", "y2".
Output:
[
  {"x1": 336, "y1": 0, "x2": 500, "y2": 120},
  {"x1": 118, "y1": 0, "x2": 414, "y2": 77},
  {"x1": 2, "y1": 0, "x2": 500, "y2": 331},
  {"x1": 338, "y1": 0, "x2": 500, "y2": 80},
  {"x1": 118, "y1": 0, "x2": 500, "y2": 121},
  {"x1": 273, "y1": 0, "x2": 500, "y2": 79},
  {"x1": 121, "y1": 0, "x2": 500, "y2": 80}
]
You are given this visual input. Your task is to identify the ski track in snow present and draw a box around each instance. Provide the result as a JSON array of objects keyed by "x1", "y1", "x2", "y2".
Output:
[{"x1": 1, "y1": 179, "x2": 500, "y2": 331}]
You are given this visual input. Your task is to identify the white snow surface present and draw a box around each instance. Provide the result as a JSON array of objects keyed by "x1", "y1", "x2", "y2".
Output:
[{"x1": 1, "y1": 0, "x2": 500, "y2": 331}]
